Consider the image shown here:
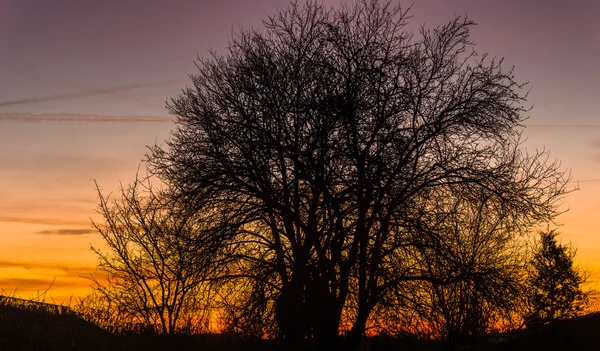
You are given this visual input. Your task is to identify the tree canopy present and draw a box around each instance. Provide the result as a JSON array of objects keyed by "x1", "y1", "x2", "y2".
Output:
[{"x1": 143, "y1": 1, "x2": 570, "y2": 349}]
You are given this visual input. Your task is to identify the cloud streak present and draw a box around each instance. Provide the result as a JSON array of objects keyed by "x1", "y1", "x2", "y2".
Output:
[
  {"x1": 0, "y1": 216, "x2": 88, "y2": 226},
  {"x1": 0, "y1": 80, "x2": 185, "y2": 108},
  {"x1": 526, "y1": 124, "x2": 600, "y2": 129},
  {"x1": 0, "y1": 278, "x2": 86, "y2": 291},
  {"x1": 0, "y1": 112, "x2": 172, "y2": 123},
  {"x1": 0, "y1": 260, "x2": 97, "y2": 276},
  {"x1": 35, "y1": 229, "x2": 96, "y2": 236}
]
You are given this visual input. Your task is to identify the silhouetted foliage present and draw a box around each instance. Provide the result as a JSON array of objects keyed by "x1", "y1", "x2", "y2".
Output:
[
  {"x1": 373, "y1": 189, "x2": 530, "y2": 350},
  {"x1": 216, "y1": 274, "x2": 280, "y2": 339},
  {"x1": 525, "y1": 229, "x2": 589, "y2": 327},
  {"x1": 147, "y1": 0, "x2": 569, "y2": 349},
  {"x1": 88, "y1": 173, "x2": 228, "y2": 335}
]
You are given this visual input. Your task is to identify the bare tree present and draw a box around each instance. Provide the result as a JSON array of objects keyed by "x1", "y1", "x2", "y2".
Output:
[
  {"x1": 148, "y1": 1, "x2": 569, "y2": 349},
  {"x1": 88, "y1": 174, "x2": 226, "y2": 335},
  {"x1": 375, "y1": 187, "x2": 530, "y2": 349}
]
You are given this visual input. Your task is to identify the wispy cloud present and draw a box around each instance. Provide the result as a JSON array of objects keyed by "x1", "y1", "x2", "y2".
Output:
[
  {"x1": 0, "y1": 260, "x2": 97, "y2": 276},
  {"x1": 0, "y1": 216, "x2": 88, "y2": 226},
  {"x1": 34, "y1": 229, "x2": 96, "y2": 236},
  {"x1": 0, "y1": 152, "x2": 132, "y2": 174},
  {"x1": 0, "y1": 278, "x2": 86, "y2": 291},
  {"x1": 0, "y1": 80, "x2": 184, "y2": 108},
  {"x1": 526, "y1": 124, "x2": 600, "y2": 129},
  {"x1": 0, "y1": 112, "x2": 172, "y2": 123}
]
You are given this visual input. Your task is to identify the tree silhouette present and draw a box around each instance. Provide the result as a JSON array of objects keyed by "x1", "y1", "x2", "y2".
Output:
[
  {"x1": 525, "y1": 229, "x2": 589, "y2": 327},
  {"x1": 377, "y1": 189, "x2": 529, "y2": 350},
  {"x1": 89, "y1": 174, "x2": 229, "y2": 334},
  {"x1": 148, "y1": 1, "x2": 570, "y2": 349}
]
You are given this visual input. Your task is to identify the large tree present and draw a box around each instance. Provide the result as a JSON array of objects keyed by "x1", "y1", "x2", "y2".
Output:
[{"x1": 149, "y1": 1, "x2": 569, "y2": 349}]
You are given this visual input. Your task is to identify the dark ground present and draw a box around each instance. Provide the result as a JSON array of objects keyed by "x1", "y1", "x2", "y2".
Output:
[{"x1": 1, "y1": 297, "x2": 599, "y2": 351}]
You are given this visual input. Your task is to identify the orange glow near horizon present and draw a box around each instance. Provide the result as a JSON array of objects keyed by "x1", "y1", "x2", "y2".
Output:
[
  {"x1": 0, "y1": 216, "x2": 103, "y2": 303},
  {"x1": 1, "y1": 157, "x2": 599, "y2": 307}
]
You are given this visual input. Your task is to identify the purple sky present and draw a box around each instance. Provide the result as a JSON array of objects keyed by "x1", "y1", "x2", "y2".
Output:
[{"x1": 1, "y1": 0, "x2": 600, "y2": 301}]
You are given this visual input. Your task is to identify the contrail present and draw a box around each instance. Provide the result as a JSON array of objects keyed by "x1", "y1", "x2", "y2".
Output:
[
  {"x1": 0, "y1": 113, "x2": 172, "y2": 123},
  {"x1": 526, "y1": 124, "x2": 600, "y2": 129},
  {"x1": 0, "y1": 80, "x2": 185, "y2": 108},
  {"x1": 35, "y1": 229, "x2": 97, "y2": 236}
]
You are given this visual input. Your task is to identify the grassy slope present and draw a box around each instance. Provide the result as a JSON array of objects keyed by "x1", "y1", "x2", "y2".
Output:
[
  {"x1": 0, "y1": 297, "x2": 275, "y2": 351},
  {"x1": 0, "y1": 298, "x2": 114, "y2": 350}
]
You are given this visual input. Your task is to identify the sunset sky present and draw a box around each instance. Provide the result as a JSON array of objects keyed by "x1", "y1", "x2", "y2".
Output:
[{"x1": 1, "y1": 0, "x2": 600, "y2": 303}]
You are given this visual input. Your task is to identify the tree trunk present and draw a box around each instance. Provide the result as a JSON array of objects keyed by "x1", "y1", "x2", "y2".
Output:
[
  {"x1": 312, "y1": 297, "x2": 343, "y2": 351},
  {"x1": 342, "y1": 309, "x2": 369, "y2": 351},
  {"x1": 307, "y1": 270, "x2": 344, "y2": 351},
  {"x1": 276, "y1": 271, "x2": 310, "y2": 347}
]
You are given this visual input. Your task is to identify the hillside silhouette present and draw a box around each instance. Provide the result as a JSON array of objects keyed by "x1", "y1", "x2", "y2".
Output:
[
  {"x1": 489, "y1": 312, "x2": 600, "y2": 351},
  {"x1": 0, "y1": 295, "x2": 274, "y2": 351},
  {"x1": 0, "y1": 295, "x2": 115, "y2": 350}
]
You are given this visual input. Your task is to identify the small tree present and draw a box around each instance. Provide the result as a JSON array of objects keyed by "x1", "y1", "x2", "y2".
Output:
[
  {"x1": 372, "y1": 189, "x2": 529, "y2": 349},
  {"x1": 88, "y1": 174, "x2": 227, "y2": 334},
  {"x1": 525, "y1": 229, "x2": 589, "y2": 327},
  {"x1": 414, "y1": 197, "x2": 527, "y2": 348}
]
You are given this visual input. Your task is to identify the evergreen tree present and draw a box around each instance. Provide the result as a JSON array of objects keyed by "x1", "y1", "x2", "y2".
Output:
[{"x1": 526, "y1": 230, "x2": 588, "y2": 327}]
